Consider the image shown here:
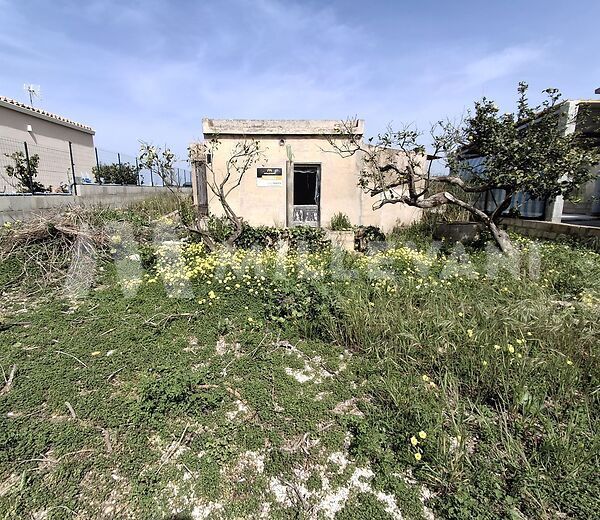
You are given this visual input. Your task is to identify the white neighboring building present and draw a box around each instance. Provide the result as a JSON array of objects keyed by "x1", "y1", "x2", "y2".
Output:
[{"x1": 0, "y1": 96, "x2": 96, "y2": 193}]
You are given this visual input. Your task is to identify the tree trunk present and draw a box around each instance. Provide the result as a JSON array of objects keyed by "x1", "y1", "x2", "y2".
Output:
[{"x1": 488, "y1": 220, "x2": 515, "y2": 254}]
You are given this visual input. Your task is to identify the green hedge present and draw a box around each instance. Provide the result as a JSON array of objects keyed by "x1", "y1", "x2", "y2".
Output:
[
  {"x1": 93, "y1": 162, "x2": 139, "y2": 185},
  {"x1": 236, "y1": 224, "x2": 330, "y2": 251},
  {"x1": 198, "y1": 216, "x2": 329, "y2": 251}
]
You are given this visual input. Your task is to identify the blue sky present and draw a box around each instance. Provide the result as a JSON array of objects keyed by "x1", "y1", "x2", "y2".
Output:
[{"x1": 1, "y1": 0, "x2": 599, "y2": 161}]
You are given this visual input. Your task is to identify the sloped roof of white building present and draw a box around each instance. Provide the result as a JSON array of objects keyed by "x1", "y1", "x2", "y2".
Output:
[{"x1": 0, "y1": 96, "x2": 95, "y2": 134}]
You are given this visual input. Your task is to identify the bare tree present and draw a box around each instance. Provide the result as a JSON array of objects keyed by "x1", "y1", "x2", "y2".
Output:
[
  {"x1": 138, "y1": 142, "x2": 178, "y2": 188},
  {"x1": 188, "y1": 138, "x2": 262, "y2": 250},
  {"x1": 328, "y1": 84, "x2": 599, "y2": 253}
]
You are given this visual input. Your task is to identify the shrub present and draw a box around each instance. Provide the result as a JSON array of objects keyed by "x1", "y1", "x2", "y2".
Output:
[
  {"x1": 330, "y1": 212, "x2": 352, "y2": 230},
  {"x1": 196, "y1": 220, "x2": 330, "y2": 251},
  {"x1": 93, "y1": 162, "x2": 140, "y2": 185},
  {"x1": 4, "y1": 151, "x2": 46, "y2": 193},
  {"x1": 205, "y1": 215, "x2": 235, "y2": 243},
  {"x1": 354, "y1": 225, "x2": 385, "y2": 251},
  {"x1": 235, "y1": 224, "x2": 329, "y2": 251},
  {"x1": 286, "y1": 226, "x2": 330, "y2": 251}
]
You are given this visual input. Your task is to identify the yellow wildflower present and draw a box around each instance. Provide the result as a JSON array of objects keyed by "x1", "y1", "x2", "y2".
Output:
[
  {"x1": 418, "y1": 431, "x2": 427, "y2": 439},
  {"x1": 410, "y1": 436, "x2": 418, "y2": 446},
  {"x1": 414, "y1": 452, "x2": 422, "y2": 461}
]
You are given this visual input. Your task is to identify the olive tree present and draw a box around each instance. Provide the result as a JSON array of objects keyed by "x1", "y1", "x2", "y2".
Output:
[{"x1": 330, "y1": 83, "x2": 599, "y2": 253}]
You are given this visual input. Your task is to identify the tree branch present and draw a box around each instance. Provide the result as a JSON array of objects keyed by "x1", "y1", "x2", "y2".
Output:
[
  {"x1": 431, "y1": 175, "x2": 493, "y2": 193},
  {"x1": 374, "y1": 190, "x2": 491, "y2": 224}
]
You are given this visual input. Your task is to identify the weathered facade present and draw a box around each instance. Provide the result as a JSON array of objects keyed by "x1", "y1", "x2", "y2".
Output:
[{"x1": 201, "y1": 119, "x2": 421, "y2": 231}]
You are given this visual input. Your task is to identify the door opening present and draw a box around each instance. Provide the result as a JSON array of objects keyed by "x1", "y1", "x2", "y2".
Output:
[{"x1": 292, "y1": 164, "x2": 320, "y2": 226}]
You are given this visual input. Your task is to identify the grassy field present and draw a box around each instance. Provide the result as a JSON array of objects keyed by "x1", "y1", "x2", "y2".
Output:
[{"x1": 0, "y1": 211, "x2": 599, "y2": 519}]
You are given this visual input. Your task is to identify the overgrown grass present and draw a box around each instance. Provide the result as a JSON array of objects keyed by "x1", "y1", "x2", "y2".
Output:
[{"x1": 0, "y1": 211, "x2": 599, "y2": 519}]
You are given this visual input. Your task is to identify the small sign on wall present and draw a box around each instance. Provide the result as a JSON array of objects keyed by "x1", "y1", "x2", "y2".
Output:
[{"x1": 257, "y1": 167, "x2": 283, "y2": 187}]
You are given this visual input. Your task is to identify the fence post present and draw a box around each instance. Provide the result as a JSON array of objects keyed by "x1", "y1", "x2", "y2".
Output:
[
  {"x1": 68, "y1": 141, "x2": 78, "y2": 195},
  {"x1": 95, "y1": 147, "x2": 100, "y2": 183},
  {"x1": 117, "y1": 153, "x2": 123, "y2": 185},
  {"x1": 23, "y1": 141, "x2": 33, "y2": 193},
  {"x1": 135, "y1": 157, "x2": 141, "y2": 186}
]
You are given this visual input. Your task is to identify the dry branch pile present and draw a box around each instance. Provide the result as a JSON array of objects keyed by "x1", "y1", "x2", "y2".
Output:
[{"x1": 0, "y1": 208, "x2": 110, "y2": 287}]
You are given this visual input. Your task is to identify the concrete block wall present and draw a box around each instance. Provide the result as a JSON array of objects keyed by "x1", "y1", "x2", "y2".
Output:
[
  {"x1": 325, "y1": 229, "x2": 355, "y2": 251},
  {"x1": 0, "y1": 185, "x2": 191, "y2": 225},
  {"x1": 502, "y1": 218, "x2": 600, "y2": 244},
  {"x1": 76, "y1": 185, "x2": 191, "y2": 207}
]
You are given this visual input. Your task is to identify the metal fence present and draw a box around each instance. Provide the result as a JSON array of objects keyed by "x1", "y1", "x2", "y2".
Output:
[
  {"x1": 464, "y1": 156, "x2": 547, "y2": 219},
  {"x1": 0, "y1": 137, "x2": 74, "y2": 194},
  {"x1": 473, "y1": 189, "x2": 547, "y2": 219},
  {"x1": 0, "y1": 136, "x2": 191, "y2": 194},
  {"x1": 95, "y1": 148, "x2": 191, "y2": 188}
]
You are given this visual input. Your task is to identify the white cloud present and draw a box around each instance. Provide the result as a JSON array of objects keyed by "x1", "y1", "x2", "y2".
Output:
[
  {"x1": 0, "y1": 0, "x2": 582, "y2": 156},
  {"x1": 463, "y1": 45, "x2": 544, "y2": 86}
]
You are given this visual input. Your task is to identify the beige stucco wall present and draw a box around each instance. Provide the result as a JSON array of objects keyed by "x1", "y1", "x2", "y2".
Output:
[
  {"x1": 0, "y1": 105, "x2": 96, "y2": 193},
  {"x1": 206, "y1": 135, "x2": 422, "y2": 232},
  {"x1": 359, "y1": 190, "x2": 423, "y2": 230}
]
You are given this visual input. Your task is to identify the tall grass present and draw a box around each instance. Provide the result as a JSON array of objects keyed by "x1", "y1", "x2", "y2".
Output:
[{"x1": 315, "y1": 239, "x2": 600, "y2": 518}]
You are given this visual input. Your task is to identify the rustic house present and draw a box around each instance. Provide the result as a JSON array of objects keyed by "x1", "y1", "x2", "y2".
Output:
[{"x1": 200, "y1": 118, "x2": 421, "y2": 231}]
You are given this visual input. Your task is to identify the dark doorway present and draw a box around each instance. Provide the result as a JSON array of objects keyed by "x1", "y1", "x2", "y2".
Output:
[
  {"x1": 292, "y1": 164, "x2": 320, "y2": 226},
  {"x1": 294, "y1": 166, "x2": 318, "y2": 205}
]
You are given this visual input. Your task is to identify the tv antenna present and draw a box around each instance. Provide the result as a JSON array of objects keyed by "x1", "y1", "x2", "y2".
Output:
[{"x1": 23, "y1": 84, "x2": 42, "y2": 106}]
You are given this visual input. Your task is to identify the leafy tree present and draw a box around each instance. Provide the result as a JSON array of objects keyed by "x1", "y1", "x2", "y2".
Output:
[
  {"x1": 330, "y1": 83, "x2": 599, "y2": 253},
  {"x1": 4, "y1": 151, "x2": 45, "y2": 193},
  {"x1": 93, "y1": 162, "x2": 140, "y2": 185}
]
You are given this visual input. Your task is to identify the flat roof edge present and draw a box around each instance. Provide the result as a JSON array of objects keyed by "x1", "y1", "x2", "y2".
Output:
[{"x1": 202, "y1": 118, "x2": 364, "y2": 136}]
